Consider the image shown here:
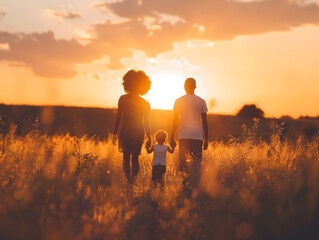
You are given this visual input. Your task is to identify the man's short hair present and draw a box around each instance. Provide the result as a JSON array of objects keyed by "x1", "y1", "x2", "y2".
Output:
[{"x1": 184, "y1": 78, "x2": 196, "y2": 91}]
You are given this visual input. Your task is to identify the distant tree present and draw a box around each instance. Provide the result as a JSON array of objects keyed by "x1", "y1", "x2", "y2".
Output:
[
  {"x1": 299, "y1": 115, "x2": 312, "y2": 120},
  {"x1": 209, "y1": 98, "x2": 217, "y2": 112},
  {"x1": 236, "y1": 104, "x2": 265, "y2": 119},
  {"x1": 280, "y1": 115, "x2": 293, "y2": 120}
]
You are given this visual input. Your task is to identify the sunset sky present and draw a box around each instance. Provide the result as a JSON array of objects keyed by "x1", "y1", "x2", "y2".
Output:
[{"x1": 0, "y1": 0, "x2": 319, "y2": 118}]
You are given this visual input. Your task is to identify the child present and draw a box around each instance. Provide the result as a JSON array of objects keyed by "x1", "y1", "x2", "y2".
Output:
[
  {"x1": 146, "y1": 130, "x2": 175, "y2": 188},
  {"x1": 113, "y1": 69, "x2": 152, "y2": 184}
]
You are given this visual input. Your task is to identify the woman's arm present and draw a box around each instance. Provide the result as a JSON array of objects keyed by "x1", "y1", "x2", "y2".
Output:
[
  {"x1": 112, "y1": 101, "x2": 123, "y2": 145},
  {"x1": 144, "y1": 111, "x2": 152, "y2": 148},
  {"x1": 146, "y1": 145, "x2": 154, "y2": 154}
]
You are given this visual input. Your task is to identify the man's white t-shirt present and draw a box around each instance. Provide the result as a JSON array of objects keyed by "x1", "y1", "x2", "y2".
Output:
[
  {"x1": 173, "y1": 94, "x2": 208, "y2": 140},
  {"x1": 153, "y1": 145, "x2": 168, "y2": 166}
]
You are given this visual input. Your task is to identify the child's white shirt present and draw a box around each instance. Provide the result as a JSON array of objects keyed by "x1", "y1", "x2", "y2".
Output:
[{"x1": 153, "y1": 144, "x2": 168, "y2": 166}]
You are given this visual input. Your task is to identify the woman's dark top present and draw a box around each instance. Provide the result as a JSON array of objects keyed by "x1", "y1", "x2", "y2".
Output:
[{"x1": 117, "y1": 94, "x2": 150, "y2": 154}]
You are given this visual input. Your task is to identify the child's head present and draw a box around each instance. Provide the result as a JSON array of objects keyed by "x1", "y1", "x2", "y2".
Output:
[
  {"x1": 155, "y1": 130, "x2": 168, "y2": 145},
  {"x1": 122, "y1": 69, "x2": 152, "y2": 96}
]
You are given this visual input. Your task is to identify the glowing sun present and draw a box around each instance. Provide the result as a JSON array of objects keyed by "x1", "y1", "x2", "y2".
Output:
[{"x1": 145, "y1": 71, "x2": 186, "y2": 110}]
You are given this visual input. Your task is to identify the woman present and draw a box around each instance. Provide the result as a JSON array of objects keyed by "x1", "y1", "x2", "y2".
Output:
[{"x1": 113, "y1": 69, "x2": 152, "y2": 184}]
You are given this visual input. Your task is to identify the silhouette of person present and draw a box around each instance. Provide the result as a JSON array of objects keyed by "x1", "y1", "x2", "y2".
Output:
[
  {"x1": 113, "y1": 69, "x2": 152, "y2": 184},
  {"x1": 170, "y1": 78, "x2": 209, "y2": 186},
  {"x1": 145, "y1": 130, "x2": 175, "y2": 189}
]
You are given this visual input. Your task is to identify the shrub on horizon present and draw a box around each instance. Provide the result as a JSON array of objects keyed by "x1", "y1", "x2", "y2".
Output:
[{"x1": 236, "y1": 104, "x2": 265, "y2": 119}]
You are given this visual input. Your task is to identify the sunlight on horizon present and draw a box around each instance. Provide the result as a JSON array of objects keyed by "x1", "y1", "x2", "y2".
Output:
[{"x1": 144, "y1": 71, "x2": 186, "y2": 110}]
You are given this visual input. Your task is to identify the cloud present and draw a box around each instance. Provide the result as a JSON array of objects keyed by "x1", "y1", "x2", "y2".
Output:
[
  {"x1": 46, "y1": 9, "x2": 81, "y2": 21},
  {"x1": 1, "y1": 0, "x2": 319, "y2": 78},
  {"x1": 87, "y1": 0, "x2": 319, "y2": 66},
  {"x1": 0, "y1": 43, "x2": 10, "y2": 51},
  {"x1": 90, "y1": 1, "x2": 109, "y2": 10},
  {"x1": 0, "y1": 10, "x2": 6, "y2": 19},
  {"x1": 105, "y1": 0, "x2": 319, "y2": 36},
  {"x1": 0, "y1": 31, "x2": 106, "y2": 78}
]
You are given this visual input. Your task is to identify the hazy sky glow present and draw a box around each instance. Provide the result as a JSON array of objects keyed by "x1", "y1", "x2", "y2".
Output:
[{"x1": 0, "y1": 0, "x2": 319, "y2": 117}]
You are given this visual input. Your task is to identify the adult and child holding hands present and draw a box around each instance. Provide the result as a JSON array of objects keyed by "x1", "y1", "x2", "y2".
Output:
[{"x1": 113, "y1": 69, "x2": 208, "y2": 188}]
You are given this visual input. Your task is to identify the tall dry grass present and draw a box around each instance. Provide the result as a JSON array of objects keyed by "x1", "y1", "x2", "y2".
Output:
[{"x1": 0, "y1": 121, "x2": 319, "y2": 240}]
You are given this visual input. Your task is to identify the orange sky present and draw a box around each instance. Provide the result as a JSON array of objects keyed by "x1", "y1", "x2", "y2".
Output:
[{"x1": 0, "y1": 0, "x2": 319, "y2": 118}]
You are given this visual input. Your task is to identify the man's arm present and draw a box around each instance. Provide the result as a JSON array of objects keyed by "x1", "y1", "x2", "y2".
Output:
[
  {"x1": 167, "y1": 146, "x2": 175, "y2": 154},
  {"x1": 201, "y1": 112, "x2": 208, "y2": 150},
  {"x1": 144, "y1": 111, "x2": 152, "y2": 149},
  {"x1": 170, "y1": 111, "x2": 179, "y2": 148}
]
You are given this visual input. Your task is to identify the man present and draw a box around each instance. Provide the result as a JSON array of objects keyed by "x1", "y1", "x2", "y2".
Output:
[{"x1": 170, "y1": 78, "x2": 209, "y2": 185}]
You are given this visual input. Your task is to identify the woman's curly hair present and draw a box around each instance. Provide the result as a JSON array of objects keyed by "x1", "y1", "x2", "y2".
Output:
[
  {"x1": 122, "y1": 69, "x2": 151, "y2": 96},
  {"x1": 155, "y1": 130, "x2": 168, "y2": 143}
]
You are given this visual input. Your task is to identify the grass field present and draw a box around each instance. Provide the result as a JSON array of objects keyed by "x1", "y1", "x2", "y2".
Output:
[{"x1": 0, "y1": 123, "x2": 319, "y2": 240}]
